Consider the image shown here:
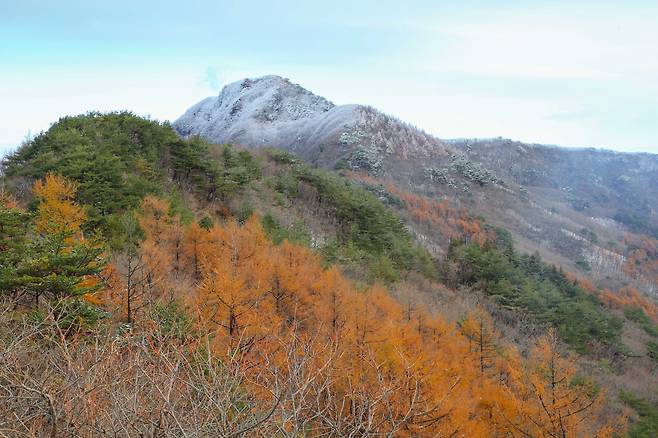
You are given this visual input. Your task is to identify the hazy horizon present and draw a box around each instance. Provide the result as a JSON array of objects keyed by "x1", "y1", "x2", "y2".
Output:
[{"x1": 2, "y1": 0, "x2": 658, "y2": 156}]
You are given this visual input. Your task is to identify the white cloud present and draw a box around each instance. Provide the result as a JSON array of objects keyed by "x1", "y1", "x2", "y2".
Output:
[{"x1": 417, "y1": 6, "x2": 658, "y2": 83}]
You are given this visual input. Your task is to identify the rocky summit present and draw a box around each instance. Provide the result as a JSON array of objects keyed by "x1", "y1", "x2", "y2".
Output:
[{"x1": 174, "y1": 75, "x2": 453, "y2": 170}]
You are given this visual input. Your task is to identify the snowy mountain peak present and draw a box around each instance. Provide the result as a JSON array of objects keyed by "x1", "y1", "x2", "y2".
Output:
[
  {"x1": 173, "y1": 74, "x2": 453, "y2": 168},
  {"x1": 174, "y1": 75, "x2": 336, "y2": 140},
  {"x1": 222, "y1": 75, "x2": 334, "y2": 121},
  {"x1": 174, "y1": 75, "x2": 366, "y2": 163}
]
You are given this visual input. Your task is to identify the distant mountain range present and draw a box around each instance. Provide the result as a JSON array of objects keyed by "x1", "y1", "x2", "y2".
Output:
[{"x1": 175, "y1": 75, "x2": 658, "y2": 294}]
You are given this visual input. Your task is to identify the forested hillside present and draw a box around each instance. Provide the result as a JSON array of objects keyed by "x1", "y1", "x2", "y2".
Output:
[
  {"x1": 177, "y1": 76, "x2": 658, "y2": 304},
  {"x1": 1, "y1": 113, "x2": 657, "y2": 437}
]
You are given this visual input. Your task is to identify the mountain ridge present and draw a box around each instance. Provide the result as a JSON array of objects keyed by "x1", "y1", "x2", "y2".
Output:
[
  {"x1": 175, "y1": 75, "x2": 658, "y2": 297},
  {"x1": 2, "y1": 110, "x2": 657, "y2": 436},
  {"x1": 174, "y1": 75, "x2": 455, "y2": 169},
  {"x1": 176, "y1": 75, "x2": 658, "y2": 160}
]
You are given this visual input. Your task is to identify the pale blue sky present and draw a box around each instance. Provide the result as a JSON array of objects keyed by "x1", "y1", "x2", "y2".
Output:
[{"x1": 1, "y1": 0, "x2": 657, "y2": 155}]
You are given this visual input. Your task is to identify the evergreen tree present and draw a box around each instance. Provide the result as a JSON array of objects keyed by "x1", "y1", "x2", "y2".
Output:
[
  {"x1": 0, "y1": 194, "x2": 30, "y2": 298},
  {"x1": 0, "y1": 175, "x2": 106, "y2": 305}
]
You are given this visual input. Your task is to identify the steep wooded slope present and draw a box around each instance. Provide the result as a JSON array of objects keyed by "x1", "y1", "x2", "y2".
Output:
[
  {"x1": 3, "y1": 112, "x2": 658, "y2": 435},
  {"x1": 176, "y1": 76, "x2": 658, "y2": 297}
]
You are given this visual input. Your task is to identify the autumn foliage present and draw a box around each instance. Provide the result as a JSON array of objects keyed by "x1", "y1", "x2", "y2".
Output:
[
  {"x1": 0, "y1": 114, "x2": 649, "y2": 436},
  {"x1": 0, "y1": 174, "x2": 105, "y2": 305},
  {"x1": 622, "y1": 234, "x2": 658, "y2": 290},
  {"x1": 33, "y1": 173, "x2": 87, "y2": 236},
  {"x1": 566, "y1": 271, "x2": 658, "y2": 324},
  {"x1": 600, "y1": 286, "x2": 658, "y2": 324},
  {"x1": 82, "y1": 194, "x2": 620, "y2": 436},
  {"x1": 346, "y1": 171, "x2": 492, "y2": 246},
  {"x1": 0, "y1": 177, "x2": 625, "y2": 436}
]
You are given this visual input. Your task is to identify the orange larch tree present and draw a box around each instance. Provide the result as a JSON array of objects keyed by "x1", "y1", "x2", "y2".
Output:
[
  {"x1": 512, "y1": 330, "x2": 619, "y2": 438},
  {"x1": 33, "y1": 173, "x2": 86, "y2": 237},
  {"x1": 113, "y1": 196, "x2": 621, "y2": 437}
]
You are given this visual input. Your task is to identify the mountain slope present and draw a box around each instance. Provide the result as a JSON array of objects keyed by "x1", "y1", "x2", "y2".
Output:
[
  {"x1": 174, "y1": 75, "x2": 453, "y2": 170},
  {"x1": 175, "y1": 75, "x2": 658, "y2": 297},
  {"x1": 451, "y1": 137, "x2": 658, "y2": 238},
  {"x1": 2, "y1": 112, "x2": 657, "y2": 435}
]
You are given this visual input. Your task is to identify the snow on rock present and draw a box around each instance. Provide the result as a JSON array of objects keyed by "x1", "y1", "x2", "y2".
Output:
[
  {"x1": 174, "y1": 75, "x2": 359, "y2": 155},
  {"x1": 173, "y1": 75, "x2": 454, "y2": 166}
]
